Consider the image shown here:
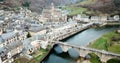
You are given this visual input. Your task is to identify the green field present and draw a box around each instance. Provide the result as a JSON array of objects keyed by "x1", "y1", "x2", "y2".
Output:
[
  {"x1": 78, "y1": 0, "x2": 96, "y2": 5},
  {"x1": 62, "y1": 6, "x2": 87, "y2": 16},
  {"x1": 89, "y1": 31, "x2": 120, "y2": 54},
  {"x1": 62, "y1": 0, "x2": 105, "y2": 16}
]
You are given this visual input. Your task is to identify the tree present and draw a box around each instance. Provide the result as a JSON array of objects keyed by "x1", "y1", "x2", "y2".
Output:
[
  {"x1": 22, "y1": 2, "x2": 30, "y2": 7},
  {"x1": 27, "y1": 32, "x2": 31, "y2": 38},
  {"x1": 0, "y1": 0, "x2": 4, "y2": 2},
  {"x1": 114, "y1": 0, "x2": 120, "y2": 7}
]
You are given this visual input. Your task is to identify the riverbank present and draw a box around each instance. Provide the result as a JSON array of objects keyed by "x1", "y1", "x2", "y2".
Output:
[
  {"x1": 61, "y1": 27, "x2": 89, "y2": 41},
  {"x1": 88, "y1": 30, "x2": 120, "y2": 54},
  {"x1": 42, "y1": 26, "x2": 120, "y2": 63}
]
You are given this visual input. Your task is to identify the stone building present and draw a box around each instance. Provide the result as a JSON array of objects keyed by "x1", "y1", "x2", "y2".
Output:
[
  {"x1": 42, "y1": 3, "x2": 67, "y2": 22},
  {"x1": 0, "y1": 41, "x2": 23, "y2": 63},
  {"x1": 0, "y1": 29, "x2": 27, "y2": 63},
  {"x1": 73, "y1": 15, "x2": 90, "y2": 22},
  {"x1": 0, "y1": 29, "x2": 27, "y2": 47}
]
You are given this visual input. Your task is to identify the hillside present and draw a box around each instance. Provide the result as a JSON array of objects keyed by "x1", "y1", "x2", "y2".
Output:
[
  {"x1": 62, "y1": 0, "x2": 120, "y2": 16},
  {"x1": 77, "y1": 0, "x2": 120, "y2": 15},
  {"x1": 1, "y1": 0, "x2": 120, "y2": 15},
  {"x1": 0, "y1": 0, "x2": 78, "y2": 13}
]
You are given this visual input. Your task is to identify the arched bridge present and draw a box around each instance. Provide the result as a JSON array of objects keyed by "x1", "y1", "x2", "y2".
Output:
[{"x1": 48, "y1": 41, "x2": 120, "y2": 63}]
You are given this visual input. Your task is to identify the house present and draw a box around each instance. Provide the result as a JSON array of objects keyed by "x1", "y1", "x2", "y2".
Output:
[
  {"x1": 24, "y1": 36, "x2": 48, "y2": 55},
  {"x1": 0, "y1": 40, "x2": 23, "y2": 63},
  {"x1": 0, "y1": 29, "x2": 27, "y2": 47},
  {"x1": 73, "y1": 15, "x2": 90, "y2": 22}
]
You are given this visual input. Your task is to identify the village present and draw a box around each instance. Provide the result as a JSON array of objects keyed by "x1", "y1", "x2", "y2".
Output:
[{"x1": 0, "y1": 3, "x2": 120, "y2": 63}]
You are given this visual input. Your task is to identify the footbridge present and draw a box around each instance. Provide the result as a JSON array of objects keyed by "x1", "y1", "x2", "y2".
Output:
[{"x1": 48, "y1": 41, "x2": 120, "y2": 63}]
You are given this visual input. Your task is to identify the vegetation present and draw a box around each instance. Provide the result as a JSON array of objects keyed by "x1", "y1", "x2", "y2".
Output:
[
  {"x1": 12, "y1": 58, "x2": 29, "y2": 63},
  {"x1": 0, "y1": 0, "x2": 4, "y2": 2},
  {"x1": 89, "y1": 53, "x2": 101, "y2": 63},
  {"x1": 89, "y1": 37, "x2": 108, "y2": 50},
  {"x1": 62, "y1": 6, "x2": 87, "y2": 16},
  {"x1": 77, "y1": 0, "x2": 96, "y2": 5},
  {"x1": 22, "y1": 2, "x2": 30, "y2": 7},
  {"x1": 113, "y1": 0, "x2": 120, "y2": 7},
  {"x1": 2, "y1": 0, "x2": 120, "y2": 15},
  {"x1": 13, "y1": 48, "x2": 48, "y2": 63},
  {"x1": 89, "y1": 31, "x2": 120, "y2": 54},
  {"x1": 107, "y1": 58, "x2": 120, "y2": 63},
  {"x1": 27, "y1": 32, "x2": 31, "y2": 38},
  {"x1": 28, "y1": 48, "x2": 47, "y2": 63}
]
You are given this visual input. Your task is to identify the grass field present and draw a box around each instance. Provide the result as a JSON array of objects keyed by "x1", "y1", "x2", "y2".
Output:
[
  {"x1": 62, "y1": 0, "x2": 104, "y2": 16},
  {"x1": 89, "y1": 31, "x2": 120, "y2": 54},
  {"x1": 62, "y1": 6, "x2": 87, "y2": 16}
]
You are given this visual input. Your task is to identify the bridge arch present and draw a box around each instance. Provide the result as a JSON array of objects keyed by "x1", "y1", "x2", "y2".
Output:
[
  {"x1": 87, "y1": 50, "x2": 120, "y2": 63},
  {"x1": 50, "y1": 41, "x2": 120, "y2": 63},
  {"x1": 59, "y1": 44, "x2": 72, "y2": 52},
  {"x1": 106, "y1": 58, "x2": 120, "y2": 63},
  {"x1": 67, "y1": 48, "x2": 80, "y2": 58},
  {"x1": 86, "y1": 53, "x2": 101, "y2": 62},
  {"x1": 53, "y1": 44, "x2": 63, "y2": 54}
]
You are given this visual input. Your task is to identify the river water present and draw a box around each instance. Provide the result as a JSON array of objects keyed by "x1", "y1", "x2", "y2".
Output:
[{"x1": 42, "y1": 26, "x2": 120, "y2": 63}]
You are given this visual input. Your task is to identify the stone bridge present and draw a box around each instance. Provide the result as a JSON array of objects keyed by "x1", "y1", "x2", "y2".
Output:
[{"x1": 48, "y1": 41, "x2": 120, "y2": 63}]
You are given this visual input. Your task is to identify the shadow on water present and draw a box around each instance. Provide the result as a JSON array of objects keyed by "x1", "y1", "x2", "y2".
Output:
[
  {"x1": 53, "y1": 45, "x2": 79, "y2": 60},
  {"x1": 42, "y1": 45, "x2": 78, "y2": 63}
]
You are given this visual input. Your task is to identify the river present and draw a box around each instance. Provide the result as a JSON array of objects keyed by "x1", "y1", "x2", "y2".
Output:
[{"x1": 42, "y1": 26, "x2": 120, "y2": 63}]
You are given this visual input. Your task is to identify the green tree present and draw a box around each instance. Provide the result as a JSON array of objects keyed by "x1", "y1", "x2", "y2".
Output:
[
  {"x1": 114, "y1": 0, "x2": 120, "y2": 7},
  {"x1": 27, "y1": 32, "x2": 31, "y2": 38},
  {"x1": 89, "y1": 53, "x2": 102, "y2": 63},
  {"x1": 0, "y1": 0, "x2": 4, "y2": 2},
  {"x1": 22, "y1": 2, "x2": 30, "y2": 7}
]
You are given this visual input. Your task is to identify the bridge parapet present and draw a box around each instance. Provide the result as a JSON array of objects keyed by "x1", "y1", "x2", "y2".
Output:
[{"x1": 49, "y1": 41, "x2": 120, "y2": 63}]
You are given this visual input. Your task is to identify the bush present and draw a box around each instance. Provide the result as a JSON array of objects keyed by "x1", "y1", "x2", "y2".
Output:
[
  {"x1": 111, "y1": 36, "x2": 120, "y2": 41},
  {"x1": 0, "y1": 0, "x2": 4, "y2": 2},
  {"x1": 27, "y1": 32, "x2": 31, "y2": 38},
  {"x1": 89, "y1": 53, "x2": 101, "y2": 63},
  {"x1": 114, "y1": 0, "x2": 120, "y2": 7},
  {"x1": 22, "y1": 2, "x2": 30, "y2": 7}
]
